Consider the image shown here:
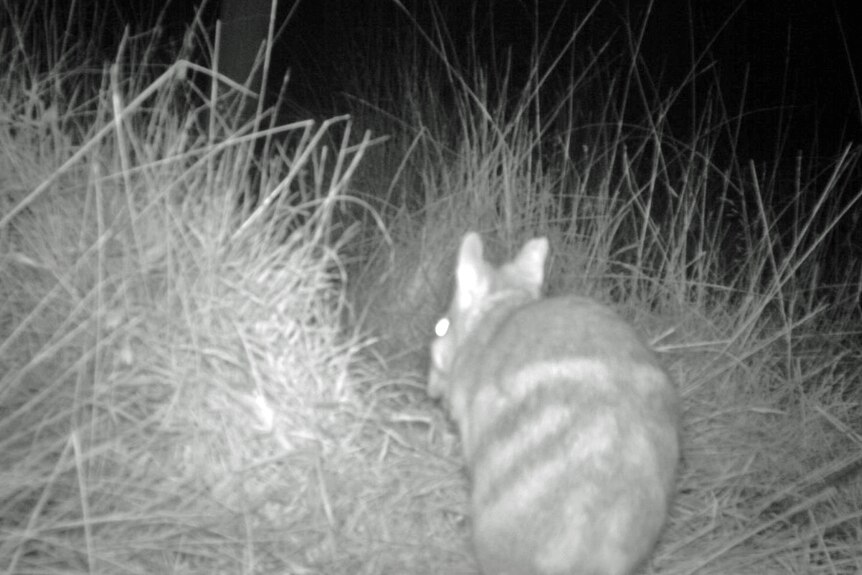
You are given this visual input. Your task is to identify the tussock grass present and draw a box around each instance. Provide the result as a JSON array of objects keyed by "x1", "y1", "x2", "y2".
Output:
[
  {"x1": 2, "y1": 2, "x2": 861, "y2": 574},
  {"x1": 0, "y1": 5, "x2": 427, "y2": 574},
  {"x1": 345, "y1": 4, "x2": 862, "y2": 575}
]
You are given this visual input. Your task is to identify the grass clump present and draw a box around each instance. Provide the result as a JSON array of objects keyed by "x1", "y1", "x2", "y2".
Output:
[
  {"x1": 0, "y1": 4, "x2": 407, "y2": 573},
  {"x1": 344, "y1": 4, "x2": 862, "y2": 574}
]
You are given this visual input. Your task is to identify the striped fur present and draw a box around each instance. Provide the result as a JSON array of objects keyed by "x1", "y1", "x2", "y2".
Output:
[{"x1": 429, "y1": 232, "x2": 679, "y2": 575}]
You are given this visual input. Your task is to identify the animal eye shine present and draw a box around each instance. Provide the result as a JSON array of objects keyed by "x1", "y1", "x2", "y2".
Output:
[{"x1": 434, "y1": 317, "x2": 450, "y2": 337}]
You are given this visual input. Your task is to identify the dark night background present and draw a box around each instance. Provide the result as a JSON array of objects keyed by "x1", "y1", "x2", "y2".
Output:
[
  {"x1": 32, "y1": 0, "x2": 861, "y2": 168},
  {"x1": 86, "y1": 0, "x2": 860, "y2": 164}
]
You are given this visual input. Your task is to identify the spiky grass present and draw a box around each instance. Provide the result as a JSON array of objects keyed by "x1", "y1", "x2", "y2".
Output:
[
  {"x1": 345, "y1": 3, "x2": 862, "y2": 574},
  {"x1": 0, "y1": 4, "x2": 410, "y2": 574}
]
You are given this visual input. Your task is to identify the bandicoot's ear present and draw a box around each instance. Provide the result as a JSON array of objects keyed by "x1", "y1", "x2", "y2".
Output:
[
  {"x1": 512, "y1": 237, "x2": 548, "y2": 295},
  {"x1": 455, "y1": 232, "x2": 490, "y2": 310}
]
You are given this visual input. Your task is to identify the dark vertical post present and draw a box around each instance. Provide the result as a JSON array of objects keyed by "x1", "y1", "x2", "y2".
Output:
[{"x1": 216, "y1": 0, "x2": 273, "y2": 122}]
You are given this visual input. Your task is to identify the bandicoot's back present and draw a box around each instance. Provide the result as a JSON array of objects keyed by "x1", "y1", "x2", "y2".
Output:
[{"x1": 429, "y1": 232, "x2": 679, "y2": 575}]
